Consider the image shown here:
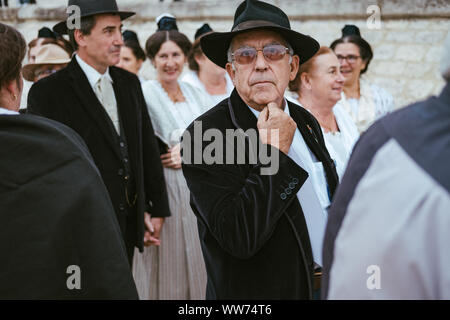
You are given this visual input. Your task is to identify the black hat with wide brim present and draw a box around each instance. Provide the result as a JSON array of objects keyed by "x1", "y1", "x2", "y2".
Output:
[
  {"x1": 53, "y1": 0, "x2": 135, "y2": 35},
  {"x1": 201, "y1": 0, "x2": 319, "y2": 69}
]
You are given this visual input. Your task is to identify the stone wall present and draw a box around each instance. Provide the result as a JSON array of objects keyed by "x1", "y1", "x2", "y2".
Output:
[{"x1": 1, "y1": 0, "x2": 449, "y2": 109}]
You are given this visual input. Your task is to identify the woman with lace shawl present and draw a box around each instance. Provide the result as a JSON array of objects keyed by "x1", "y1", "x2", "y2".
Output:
[
  {"x1": 132, "y1": 14, "x2": 211, "y2": 300},
  {"x1": 331, "y1": 25, "x2": 394, "y2": 132}
]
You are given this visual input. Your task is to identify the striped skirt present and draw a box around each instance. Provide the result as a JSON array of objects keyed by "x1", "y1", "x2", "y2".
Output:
[{"x1": 132, "y1": 167, "x2": 207, "y2": 300}]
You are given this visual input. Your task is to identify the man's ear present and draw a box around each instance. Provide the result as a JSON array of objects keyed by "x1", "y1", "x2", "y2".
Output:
[
  {"x1": 289, "y1": 55, "x2": 300, "y2": 81},
  {"x1": 225, "y1": 62, "x2": 236, "y2": 85},
  {"x1": 74, "y1": 29, "x2": 87, "y2": 49}
]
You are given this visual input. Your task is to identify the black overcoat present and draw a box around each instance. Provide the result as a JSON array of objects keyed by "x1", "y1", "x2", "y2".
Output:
[{"x1": 27, "y1": 58, "x2": 170, "y2": 251}]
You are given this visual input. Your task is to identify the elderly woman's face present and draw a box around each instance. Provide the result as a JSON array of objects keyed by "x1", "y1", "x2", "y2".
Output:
[
  {"x1": 153, "y1": 40, "x2": 186, "y2": 84},
  {"x1": 333, "y1": 42, "x2": 366, "y2": 85},
  {"x1": 308, "y1": 53, "x2": 345, "y2": 106},
  {"x1": 226, "y1": 30, "x2": 299, "y2": 110},
  {"x1": 34, "y1": 64, "x2": 66, "y2": 82}
]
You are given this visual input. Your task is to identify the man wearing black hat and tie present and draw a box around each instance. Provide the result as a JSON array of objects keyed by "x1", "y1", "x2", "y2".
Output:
[
  {"x1": 181, "y1": 0, "x2": 339, "y2": 299},
  {"x1": 27, "y1": 0, "x2": 171, "y2": 264}
]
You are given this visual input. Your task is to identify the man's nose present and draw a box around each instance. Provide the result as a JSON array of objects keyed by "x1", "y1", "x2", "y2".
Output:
[
  {"x1": 254, "y1": 50, "x2": 268, "y2": 70},
  {"x1": 115, "y1": 31, "x2": 124, "y2": 46}
]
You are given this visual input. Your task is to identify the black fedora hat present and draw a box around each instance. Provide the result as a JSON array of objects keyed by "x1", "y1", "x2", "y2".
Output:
[
  {"x1": 53, "y1": 0, "x2": 135, "y2": 35},
  {"x1": 200, "y1": 0, "x2": 319, "y2": 68}
]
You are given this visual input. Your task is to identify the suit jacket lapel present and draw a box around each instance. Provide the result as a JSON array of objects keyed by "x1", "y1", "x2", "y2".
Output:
[
  {"x1": 67, "y1": 58, "x2": 122, "y2": 160},
  {"x1": 228, "y1": 90, "x2": 338, "y2": 196},
  {"x1": 110, "y1": 66, "x2": 139, "y2": 164},
  {"x1": 288, "y1": 101, "x2": 338, "y2": 196}
]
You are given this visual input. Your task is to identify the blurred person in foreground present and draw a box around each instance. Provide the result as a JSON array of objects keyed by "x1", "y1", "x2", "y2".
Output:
[
  {"x1": 322, "y1": 32, "x2": 450, "y2": 300},
  {"x1": 117, "y1": 30, "x2": 146, "y2": 82},
  {"x1": 182, "y1": 23, "x2": 234, "y2": 106},
  {"x1": 331, "y1": 25, "x2": 394, "y2": 132},
  {"x1": 0, "y1": 22, "x2": 138, "y2": 299},
  {"x1": 288, "y1": 47, "x2": 359, "y2": 179},
  {"x1": 27, "y1": 0, "x2": 171, "y2": 264},
  {"x1": 181, "y1": 0, "x2": 338, "y2": 299},
  {"x1": 133, "y1": 14, "x2": 210, "y2": 300}
]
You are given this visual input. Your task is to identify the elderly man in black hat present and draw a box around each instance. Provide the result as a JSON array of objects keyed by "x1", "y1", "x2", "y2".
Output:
[
  {"x1": 27, "y1": 0, "x2": 171, "y2": 265},
  {"x1": 181, "y1": 0, "x2": 338, "y2": 299}
]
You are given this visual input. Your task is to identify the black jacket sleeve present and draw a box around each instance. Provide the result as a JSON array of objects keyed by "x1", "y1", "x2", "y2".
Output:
[
  {"x1": 137, "y1": 77, "x2": 171, "y2": 218},
  {"x1": 182, "y1": 130, "x2": 308, "y2": 259}
]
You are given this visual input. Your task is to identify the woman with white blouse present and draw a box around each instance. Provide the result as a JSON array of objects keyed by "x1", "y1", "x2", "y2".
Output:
[
  {"x1": 132, "y1": 15, "x2": 211, "y2": 300},
  {"x1": 289, "y1": 46, "x2": 359, "y2": 180},
  {"x1": 331, "y1": 25, "x2": 394, "y2": 133}
]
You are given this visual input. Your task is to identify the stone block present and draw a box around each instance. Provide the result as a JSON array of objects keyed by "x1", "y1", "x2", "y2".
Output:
[
  {"x1": 371, "y1": 61, "x2": 406, "y2": 77},
  {"x1": 415, "y1": 30, "x2": 446, "y2": 43},
  {"x1": 395, "y1": 45, "x2": 427, "y2": 61},
  {"x1": 385, "y1": 30, "x2": 416, "y2": 43},
  {"x1": 426, "y1": 45, "x2": 444, "y2": 63},
  {"x1": 405, "y1": 79, "x2": 436, "y2": 100},
  {"x1": 374, "y1": 44, "x2": 397, "y2": 60}
]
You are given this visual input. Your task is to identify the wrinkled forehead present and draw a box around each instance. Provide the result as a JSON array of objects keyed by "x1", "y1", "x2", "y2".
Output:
[{"x1": 230, "y1": 29, "x2": 290, "y2": 50}]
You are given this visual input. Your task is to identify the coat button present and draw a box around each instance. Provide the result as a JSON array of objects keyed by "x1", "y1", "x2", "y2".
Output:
[
  {"x1": 292, "y1": 178, "x2": 299, "y2": 184},
  {"x1": 120, "y1": 142, "x2": 125, "y2": 147},
  {"x1": 119, "y1": 204, "x2": 125, "y2": 211},
  {"x1": 118, "y1": 168, "x2": 124, "y2": 176},
  {"x1": 124, "y1": 158, "x2": 129, "y2": 163},
  {"x1": 285, "y1": 188, "x2": 291, "y2": 195},
  {"x1": 289, "y1": 182, "x2": 295, "y2": 189},
  {"x1": 280, "y1": 193, "x2": 287, "y2": 200}
]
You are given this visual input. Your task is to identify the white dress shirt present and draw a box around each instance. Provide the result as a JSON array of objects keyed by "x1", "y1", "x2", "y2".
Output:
[
  {"x1": 0, "y1": 107, "x2": 19, "y2": 115},
  {"x1": 248, "y1": 101, "x2": 330, "y2": 266},
  {"x1": 75, "y1": 55, "x2": 119, "y2": 133}
]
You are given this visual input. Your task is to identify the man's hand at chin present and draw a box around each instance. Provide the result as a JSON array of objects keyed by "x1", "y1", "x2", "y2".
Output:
[{"x1": 257, "y1": 102, "x2": 296, "y2": 154}]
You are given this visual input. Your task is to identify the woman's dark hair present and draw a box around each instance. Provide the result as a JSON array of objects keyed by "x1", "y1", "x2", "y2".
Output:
[
  {"x1": 187, "y1": 37, "x2": 203, "y2": 72},
  {"x1": 0, "y1": 23, "x2": 26, "y2": 90},
  {"x1": 145, "y1": 30, "x2": 192, "y2": 61},
  {"x1": 123, "y1": 30, "x2": 146, "y2": 61},
  {"x1": 330, "y1": 25, "x2": 373, "y2": 74}
]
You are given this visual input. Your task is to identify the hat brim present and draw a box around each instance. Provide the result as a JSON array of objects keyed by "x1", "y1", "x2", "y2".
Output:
[
  {"x1": 22, "y1": 59, "x2": 71, "y2": 81},
  {"x1": 53, "y1": 11, "x2": 135, "y2": 35},
  {"x1": 200, "y1": 26, "x2": 320, "y2": 69}
]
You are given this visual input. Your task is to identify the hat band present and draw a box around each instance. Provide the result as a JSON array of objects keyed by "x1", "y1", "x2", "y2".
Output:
[{"x1": 232, "y1": 20, "x2": 284, "y2": 32}]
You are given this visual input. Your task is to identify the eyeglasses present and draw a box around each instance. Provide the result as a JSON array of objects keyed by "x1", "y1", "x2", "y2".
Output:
[
  {"x1": 336, "y1": 54, "x2": 361, "y2": 63},
  {"x1": 231, "y1": 44, "x2": 291, "y2": 65},
  {"x1": 35, "y1": 68, "x2": 58, "y2": 78}
]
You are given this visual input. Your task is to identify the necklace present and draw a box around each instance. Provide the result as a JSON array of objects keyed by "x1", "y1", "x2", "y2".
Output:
[
  {"x1": 321, "y1": 116, "x2": 339, "y2": 134},
  {"x1": 165, "y1": 84, "x2": 185, "y2": 103}
]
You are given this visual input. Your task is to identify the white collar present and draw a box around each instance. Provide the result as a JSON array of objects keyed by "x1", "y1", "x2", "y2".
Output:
[
  {"x1": 0, "y1": 107, "x2": 19, "y2": 115},
  {"x1": 247, "y1": 99, "x2": 289, "y2": 118},
  {"x1": 75, "y1": 54, "x2": 113, "y2": 89}
]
